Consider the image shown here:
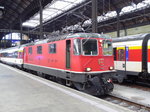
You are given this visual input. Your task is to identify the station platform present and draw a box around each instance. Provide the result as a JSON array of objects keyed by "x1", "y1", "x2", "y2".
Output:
[
  {"x1": 0, "y1": 63, "x2": 132, "y2": 112},
  {"x1": 111, "y1": 84, "x2": 150, "y2": 107}
]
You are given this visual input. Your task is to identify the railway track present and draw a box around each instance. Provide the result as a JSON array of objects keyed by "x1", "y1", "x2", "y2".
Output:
[
  {"x1": 101, "y1": 82, "x2": 150, "y2": 112},
  {"x1": 117, "y1": 81, "x2": 150, "y2": 91},
  {"x1": 101, "y1": 95, "x2": 150, "y2": 112}
]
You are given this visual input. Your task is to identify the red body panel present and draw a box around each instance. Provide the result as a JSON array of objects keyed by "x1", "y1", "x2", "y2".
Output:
[
  {"x1": 128, "y1": 49, "x2": 142, "y2": 62},
  {"x1": 24, "y1": 37, "x2": 114, "y2": 73}
]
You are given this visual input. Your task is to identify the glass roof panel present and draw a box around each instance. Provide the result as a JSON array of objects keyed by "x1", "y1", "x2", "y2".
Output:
[
  {"x1": 64, "y1": 0, "x2": 77, "y2": 2},
  {"x1": 74, "y1": 0, "x2": 85, "y2": 4},
  {"x1": 22, "y1": 0, "x2": 87, "y2": 27},
  {"x1": 23, "y1": 22, "x2": 38, "y2": 27},
  {"x1": 50, "y1": 1, "x2": 71, "y2": 10},
  {"x1": 32, "y1": 14, "x2": 40, "y2": 20},
  {"x1": 62, "y1": 4, "x2": 74, "y2": 11},
  {"x1": 137, "y1": 2, "x2": 149, "y2": 9},
  {"x1": 43, "y1": 14, "x2": 50, "y2": 19},
  {"x1": 28, "y1": 20, "x2": 39, "y2": 23},
  {"x1": 43, "y1": 10, "x2": 57, "y2": 15},
  {"x1": 144, "y1": 0, "x2": 150, "y2": 4},
  {"x1": 121, "y1": 6, "x2": 132, "y2": 13},
  {"x1": 105, "y1": 11, "x2": 117, "y2": 18},
  {"x1": 44, "y1": 8, "x2": 58, "y2": 12}
]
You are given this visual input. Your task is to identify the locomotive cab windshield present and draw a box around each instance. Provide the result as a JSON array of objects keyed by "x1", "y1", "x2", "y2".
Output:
[
  {"x1": 82, "y1": 39, "x2": 98, "y2": 56},
  {"x1": 74, "y1": 38, "x2": 98, "y2": 56},
  {"x1": 73, "y1": 38, "x2": 113, "y2": 56}
]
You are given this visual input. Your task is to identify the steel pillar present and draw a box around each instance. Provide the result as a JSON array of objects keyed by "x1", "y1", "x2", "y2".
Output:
[
  {"x1": 124, "y1": 28, "x2": 127, "y2": 36},
  {"x1": 4, "y1": 34, "x2": 6, "y2": 48},
  {"x1": 0, "y1": 39, "x2": 1, "y2": 49},
  {"x1": 117, "y1": 10, "x2": 120, "y2": 37},
  {"x1": 39, "y1": 0, "x2": 43, "y2": 39},
  {"x1": 20, "y1": 18, "x2": 23, "y2": 45},
  {"x1": 10, "y1": 32, "x2": 12, "y2": 47},
  {"x1": 92, "y1": 0, "x2": 98, "y2": 33},
  {"x1": 9, "y1": 25, "x2": 12, "y2": 47}
]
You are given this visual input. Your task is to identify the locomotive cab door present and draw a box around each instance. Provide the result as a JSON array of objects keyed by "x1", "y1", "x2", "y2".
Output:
[{"x1": 66, "y1": 40, "x2": 71, "y2": 69}]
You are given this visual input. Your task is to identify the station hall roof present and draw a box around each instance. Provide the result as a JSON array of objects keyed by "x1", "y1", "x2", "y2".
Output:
[{"x1": 0, "y1": 0, "x2": 150, "y2": 41}]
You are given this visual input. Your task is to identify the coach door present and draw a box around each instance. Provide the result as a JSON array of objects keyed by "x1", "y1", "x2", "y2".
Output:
[
  {"x1": 66, "y1": 40, "x2": 71, "y2": 69},
  {"x1": 117, "y1": 46, "x2": 128, "y2": 72}
]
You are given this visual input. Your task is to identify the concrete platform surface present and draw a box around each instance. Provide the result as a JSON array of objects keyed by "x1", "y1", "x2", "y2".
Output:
[
  {"x1": 111, "y1": 84, "x2": 150, "y2": 107},
  {"x1": 0, "y1": 63, "x2": 133, "y2": 112}
]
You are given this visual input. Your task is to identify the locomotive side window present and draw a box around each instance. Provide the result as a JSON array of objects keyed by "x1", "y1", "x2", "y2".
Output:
[
  {"x1": 37, "y1": 46, "x2": 42, "y2": 54},
  {"x1": 73, "y1": 39, "x2": 81, "y2": 55},
  {"x1": 49, "y1": 43, "x2": 56, "y2": 54},
  {"x1": 82, "y1": 39, "x2": 98, "y2": 56},
  {"x1": 102, "y1": 40, "x2": 113, "y2": 56},
  {"x1": 29, "y1": 47, "x2": 32, "y2": 54}
]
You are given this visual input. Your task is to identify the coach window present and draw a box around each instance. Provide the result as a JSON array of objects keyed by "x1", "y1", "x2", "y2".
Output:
[
  {"x1": 13, "y1": 51, "x2": 18, "y2": 58},
  {"x1": 74, "y1": 39, "x2": 81, "y2": 55},
  {"x1": 37, "y1": 46, "x2": 42, "y2": 54},
  {"x1": 29, "y1": 47, "x2": 32, "y2": 54},
  {"x1": 118, "y1": 49, "x2": 125, "y2": 61},
  {"x1": 102, "y1": 40, "x2": 113, "y2": 56},
  {"x1": 49, "y1": 44, "x2": 56, "y2": 54}
]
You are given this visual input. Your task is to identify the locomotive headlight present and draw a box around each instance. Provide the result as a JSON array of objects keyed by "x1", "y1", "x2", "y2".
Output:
[
  {"x1": 109, "y1": 66, "x2": 114, "y2": 70},
  {"x1": 86, "y1": 67, "x2": 92, "y2": 72},
  {"x1": 99, "y1": 40, "x2": 103, "y2": 43}
]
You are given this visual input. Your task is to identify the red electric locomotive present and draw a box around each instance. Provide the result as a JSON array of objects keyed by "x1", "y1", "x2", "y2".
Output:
[{"x1": 23, "y1": 33, "x2": 115, "y2": 95}]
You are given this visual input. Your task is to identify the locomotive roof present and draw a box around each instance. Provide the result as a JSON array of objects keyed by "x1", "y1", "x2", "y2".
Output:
[
  {"x1": 34, "y1": 33, "x2": 111, "y2": 45},
  {"x1": 112, "y1": 33, "x2": 150, "y2": 42}
]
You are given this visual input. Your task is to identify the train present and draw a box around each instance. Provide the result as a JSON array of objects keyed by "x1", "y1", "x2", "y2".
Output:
[
  {"x1": 112, "y1": 33, "x2": 150, "y2": 83},
  {"x1": 0, "y1": 33, "x2": 115, "y2": 96}
]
